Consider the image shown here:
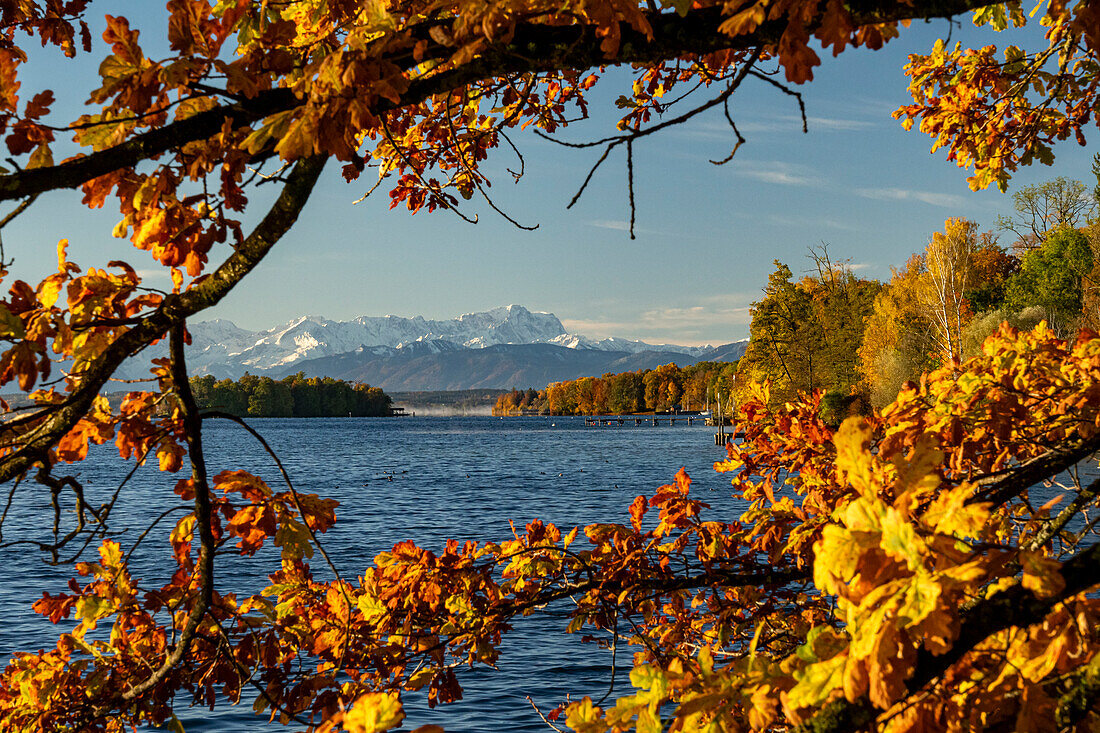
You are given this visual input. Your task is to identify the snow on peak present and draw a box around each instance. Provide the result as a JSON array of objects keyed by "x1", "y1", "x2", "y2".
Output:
[{"x1": 184, "y1": 306, "x2": 722, "y2": 378}]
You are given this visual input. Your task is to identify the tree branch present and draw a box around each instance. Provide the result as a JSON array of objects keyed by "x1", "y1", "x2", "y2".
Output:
[
  {"x1": 969, "y1": 431, "x2": 1100, "y2": 507},
  {"x1": 0, "y1": 154, "x2": 326, "y2": 483},
  {"x1": 115, "y1": 323, "x2": 214, "y2": 704},
  {"x1": 794, "y1": 539, "x2": 1100, "y2": 733},
  {"x1": 0, "y1": 0, "x2": 999, "y2": 203}
]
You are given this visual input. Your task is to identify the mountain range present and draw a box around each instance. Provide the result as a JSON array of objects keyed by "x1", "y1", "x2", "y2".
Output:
[{"x1": 171, "y1": 305, "x2": 747, "y2": 391}]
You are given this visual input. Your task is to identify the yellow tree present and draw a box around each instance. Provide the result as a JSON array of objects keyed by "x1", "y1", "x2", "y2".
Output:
[
  {"x1": 917, "y1": 218, "x2": 980, "y2": 364},
  {"x1": 858, "y1": 254, "x2": 937, "y2": 408}
]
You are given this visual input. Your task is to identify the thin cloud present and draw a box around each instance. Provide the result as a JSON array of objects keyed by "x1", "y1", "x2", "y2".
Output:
[
  {"x1": 737, "y1": 162, "x2": 819, "y2": 187},
  {"x1": 640, "y1": 304, "x2": 752, "y2": 329},
  {"x1": 587, "y1": 219, "x2": 658, "y2": 235},
  {"x1": 588, "y1": 219, "x2": 631, "y2": 231},
  {"x1": 562, "y1": 298, "x2": 753, "y2": 346},
  {"x1": 560, "y1": 317, "x2": 635, "y2": 334},
  {"x1": 745, "y1": 170, "x2": 815, "y2": 186},
  {"x1": 696, "y1": 292, "x2": 759, "y2": 307},
  {"x1": 690, "y1": 114, "x2": 874, "y2": 136},
  {"x1": 855, "y1": 187, "x2": 970, "y2": 208},
  {"x1": 803, "y1": 115, "x2": 876, "y2": 131}
]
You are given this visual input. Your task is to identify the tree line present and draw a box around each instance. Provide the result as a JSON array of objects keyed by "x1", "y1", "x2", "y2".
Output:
[
  {"x1": 736, "y1": 171, "x2": 1100, "y2": 420},
  {"x1": 492, "y1": 361, "x2": 739, "y2": 415},
  {"x1": 189, "y1": 373, "x2": 392, "y2": 418}
]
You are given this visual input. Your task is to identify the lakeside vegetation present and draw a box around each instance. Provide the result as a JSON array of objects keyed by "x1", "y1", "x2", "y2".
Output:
[
  {"x1": 492, "y1": 361, "x2": 738, "y2": 415},
  {"x1": 189, "y1": 372, "x2": 392, "y2": 417},
  {"x1": 502, "y1": 175, "x2": 1100, "y2": 426},
  {"x1": 735, "y1": 175, "x2": 1100, "y2": 420}
]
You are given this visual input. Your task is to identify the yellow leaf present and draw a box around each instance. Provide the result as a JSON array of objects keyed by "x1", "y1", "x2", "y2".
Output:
[
  {"x1": 342, "y1": 692, "x2": 405, "y2": 733},
  {"x1": 163, "y1": 713, "x2": 186, "y2": 733},
  {"x1": 923, "y1": 483, "x2": 988, "y2": 539},
  {"x1": 37, "y1": 274, "x2": 65, "y2": 308},
  {"x1": 813, "y1": 523, "x2": 865, "y2": 595},
  {"x1": 566, "y1": 697, "x2": 608, "y2": 733},
  {"x1": 357, "y1": 593, "x2": 387, "y2": 623},
  {"x1": 99, "y1": 539, "x2": 123, "y2": 569},
  {"x1": 786, "y1": 652, "x2": 846, "y2": 711},
  {"x1": 28, "y1": 143, "x2": 53, "y2": 169},
  {"x1": 897, "y1": 570, "x2": 941, "y2": 627},
  {"x1": 157, "y1": 441, "x2": 185, "y2": 472},
  {"x1": 1021, "y1": 551, "x2": 1064, "y2": 599},
  {"x1": 132, "y1": 208, "x2": 167, "y2": 249},
  {"x1": 74, "y1": 595, "x2": 114, "y2": 635},
  {"x1": 890, "y1": 437, "x2": 943, "y2": 514},
  {"x1": 880, "y1": 507, "x2": 923, "y2": 571},
  {"x1": 406, "y1": 667, "x2": 434, "y2": 691},
  {"x1": 56, "y1": 239, "x2": 69, "y2": 273},
  {"x1": 835, "y1": 417, "x2": 876, "y2": 498},
  {"x1": 275, "y1": 517, "x2": 314, "y2": 560}
]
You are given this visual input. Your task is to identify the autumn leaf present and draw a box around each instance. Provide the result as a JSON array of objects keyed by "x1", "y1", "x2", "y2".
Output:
[{"x1": 342, "y1": 692, "x2": 405, "y2": 733}]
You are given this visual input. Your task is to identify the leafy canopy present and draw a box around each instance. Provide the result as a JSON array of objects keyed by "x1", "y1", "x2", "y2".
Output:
[{"x1": 0, "y1": 0, "x2": 1099, "y2": 731}]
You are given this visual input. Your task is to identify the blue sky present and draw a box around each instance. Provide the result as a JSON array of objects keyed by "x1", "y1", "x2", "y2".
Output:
[{"x1": 3, "y1": 8, "x2": 1097, "y2": 346}]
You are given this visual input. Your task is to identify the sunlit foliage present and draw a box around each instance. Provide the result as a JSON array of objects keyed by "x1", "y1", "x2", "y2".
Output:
[{"x1": 0, "y1": 0, "x2": 1099, "y2": 730}]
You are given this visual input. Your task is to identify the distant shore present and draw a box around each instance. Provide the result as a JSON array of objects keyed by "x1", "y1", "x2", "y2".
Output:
[{"x1": 389, "y1": 389, "x2": 506, "y2": 417}]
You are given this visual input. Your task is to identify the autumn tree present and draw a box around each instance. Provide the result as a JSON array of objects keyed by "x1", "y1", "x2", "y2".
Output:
[
  {"x1": 964, "y1": 236, "x2": 1019, "y2": 313},
  {"x1": 735, "y1": 261, "x2": 814, "y2": 405},
  {"x1": 801, "y1": 248, "x2": 882, "y2": 413},
  {"x1": 1, "y1": 0, "x2": 1100, "y2": 731},
  {"x1": 736, "y1": 257, "x2": 878, "y2": 412},
  {"x1": 917, "y1": 218, "x2": 980, "y2": 364},
  {"x1": 858, "y1": 254, "x2": 939, "y2": 409}
]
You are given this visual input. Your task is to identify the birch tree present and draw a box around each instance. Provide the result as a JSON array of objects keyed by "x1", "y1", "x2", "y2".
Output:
[{"x1": 918, "y1": 218, "x2": 979, "y2": 365}]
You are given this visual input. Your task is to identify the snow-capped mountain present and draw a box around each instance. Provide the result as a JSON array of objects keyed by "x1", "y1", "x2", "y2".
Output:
[
  {"x1": 544, "y1": 333, "x2": 712, "y2": 355},
  {"x1": 182, "y1": 305, "x2": 730, "y2": 380}
]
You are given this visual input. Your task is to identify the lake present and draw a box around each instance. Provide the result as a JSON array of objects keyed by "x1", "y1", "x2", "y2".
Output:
[{"x1": 0, "y1": 416, "x2": 746, "y2": 731}]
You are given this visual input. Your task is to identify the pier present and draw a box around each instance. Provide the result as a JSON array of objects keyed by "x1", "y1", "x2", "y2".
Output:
[{"x1": 583, "y1": 416, "x2": 697, "y2": 427}]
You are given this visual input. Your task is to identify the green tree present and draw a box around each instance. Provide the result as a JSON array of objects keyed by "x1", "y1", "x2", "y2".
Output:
[
  {"x1": 247, "y1": 377, "x2": 293, "y2": 417},
  {"x1": 738, "y1": 258, "x2": 877, "y2": 409},
  {"x1": 995, "y1": 176, "x2": 1098, "y2": 251},
  {"x1": 285, "y1": 374, "x2": 324, "y2": 417},
  {"x1": 608, "y1": 371, "x2": 644, "y2": 414},
  {"x1": 206, "y1": 378, "x2": 249, "y2": 416},
  {"x1": 1005, "y1": 226, "x2": 1094, "y2": 336},
  {"x1": 735, "y1": 261, "x2": 813, "y2": 405}
]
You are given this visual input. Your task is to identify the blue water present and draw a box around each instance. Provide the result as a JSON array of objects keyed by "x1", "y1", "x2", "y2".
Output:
[{"x1": 0, "y1": 416, "x2": 745, "y2": 731}]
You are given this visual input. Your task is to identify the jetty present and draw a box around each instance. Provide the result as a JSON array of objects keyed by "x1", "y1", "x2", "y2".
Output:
[
  {"x1": 711, "y1": 389, "x2": 740, "y2": 445},
  {"x1": 584, "y1": 416, "x2": 698, "y2": 427}
]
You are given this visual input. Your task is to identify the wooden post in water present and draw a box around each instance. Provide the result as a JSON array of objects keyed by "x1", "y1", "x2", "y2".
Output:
[{"x1": 714, "y1": 390, "x2": 726, "y2": 446}]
